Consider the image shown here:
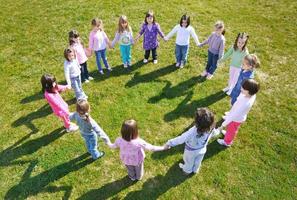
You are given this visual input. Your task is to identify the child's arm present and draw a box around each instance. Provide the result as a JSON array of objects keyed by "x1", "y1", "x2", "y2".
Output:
[
  {"x1": 220, "y1": 98, "x2": 246, "y2": 128},
  {"x1": 63, "y1": 63, "x2": 72, "y2": 88},
  {"x1": 139, "y1": 139, "x2": 166, "y2": 151},
  {"x1": 199, "y1": 33, "x2": 211, "y2": 47},
  {"x1": 88, "y1": 32, "x2": 94, "y2": 51},
  {"x1": 165, "y1": 25, "x2": 178, "y2": 41},
  {"x1": 57, "y1": 84, "x2": 70, "y2": 92},
  {"x1": 156, "y1": 23, "x2": 165, "y2": 41},
  {"x1": 218, "y1": 46, "x2": 233, "y2": 63},
  {"x1": 218, "y1": 38, "x2": 226, "y2": 59},
  {"x1": 107, "y1": 138, "x2": 120, "y2": 149},
  {"x1": 90, "y1": 118, "x2": 111, "y2": 144},
  {"x1": 45, "y1": 93, "x2": 68, "y2": 116},
  {"x1": 103, "y1": 32, "x2": 112, "y2": 49},
  {"x1": 111, "y1": 32, "x2": 120, "y2": 48},
  {"x1": 166, "y1": 126, "x2": 195, "y2": 147},
  {"x1": 190, "y1": 27, "x2": 200, "y2": 46},
  {"x1": 134, "y1": 23, "x2": 145, "y2": 42}
]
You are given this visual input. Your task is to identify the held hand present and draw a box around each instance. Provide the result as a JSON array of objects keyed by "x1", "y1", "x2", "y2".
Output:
[
  {"x1": 163, "y1": 144, "x2": 171, "y2": 150},
  {"x1": 163, "y1": 37, "x2": 168, "y2": 42},
  {"x1": 67, "y1": 85, "x2": 72, "y2": 90}
]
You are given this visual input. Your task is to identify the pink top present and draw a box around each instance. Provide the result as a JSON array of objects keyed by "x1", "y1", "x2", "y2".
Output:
[
  {"x1": 109, "y1": 137, "x2": 164, "y2": 166},
  {"x1": 89, "y1": 30, "x2": 108, "y2": 51},
  {"x1": 71, "y1": 39, "x2": 88, "y2": 64},
  {"x1": 44, "y1": 85, "x2": 69, "y2": 117}
]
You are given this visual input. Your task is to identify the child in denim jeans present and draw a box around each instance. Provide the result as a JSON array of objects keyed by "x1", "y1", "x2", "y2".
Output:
[
  {"x1": 70, "y1": 100, "x2": 110, "y2": 159},
  {"x1": 64, "y1": 47, "x2": 87, "y2": 100},
  {"x1": 166, "y1": 108, "x2": 216, "y2": 174}
]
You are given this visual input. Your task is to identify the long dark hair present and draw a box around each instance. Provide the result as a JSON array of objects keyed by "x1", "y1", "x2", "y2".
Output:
[
  {"x1": 180, "y1": 14, "x2": 190, "y2": 27},
  {"x1": 40, "y1": 74, "x2": 57, "y2": 93},
  {"x1": 144, "y1": 10, "x2": 155, "y2": 24},
  {"x1": 234, "y1": 32, "x2": 249, "y2": 51}
]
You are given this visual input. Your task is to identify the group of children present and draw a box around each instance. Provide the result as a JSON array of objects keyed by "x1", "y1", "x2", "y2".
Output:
[{"x1": 40, "y1": 10, "x2": 261, "y2": 180}]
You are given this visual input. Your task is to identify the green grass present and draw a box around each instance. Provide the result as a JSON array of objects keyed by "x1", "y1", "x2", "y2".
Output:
[{"x1": 0, "y1": 0, "x2": 297, "y2": 199}]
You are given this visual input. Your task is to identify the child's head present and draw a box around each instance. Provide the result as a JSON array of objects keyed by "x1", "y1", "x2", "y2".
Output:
[
  {"x1": 242, "y1": 54, "x2": 260, "y2": 71},
  {"x1": 40, "y1": 74, "x2": 57, "y2": 93},
  {"x1": 180, "y1": 14, "x2": 190, "y2": 28},
  {"x1": 145, "y1": 10, "x2": 155, "y2": 24},
  {"x1": 76, "y1": 99, "x2": 91, "y2": 121},
  {"x1": 214, "y1": 20, "x2": 225, "y2": 35},
  {"x1": 234, "y1": 32, "x2": 249, "y2": 51},
  {"x1": 121, "y1": 119, "x2": 139, "y2": 141},
  {"x1": 68, "y1": 29, "x2": 79, "y2": 45},
  {"x1": 64, "y1": 47, "x2": 75, "y2": 61},
  {"x1": 91, "y1": 18, "x2": 103, "y2": 31},
  {"x1": 241, "y1": 79, "x2": 260, "y2": 96},
  {"x1": 118, "y1": 15, "x2": 131, "y2": 33},
  {"x1": 195, "y1": 108, "x2": 215, "y2": 133}
]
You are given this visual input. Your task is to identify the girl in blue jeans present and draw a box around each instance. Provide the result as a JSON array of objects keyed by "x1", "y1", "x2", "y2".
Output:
[{"x1": 70, "y1": 100, "x2": 111, "y2": 159}]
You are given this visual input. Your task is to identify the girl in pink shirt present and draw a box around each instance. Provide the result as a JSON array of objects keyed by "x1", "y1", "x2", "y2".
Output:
[
  {"x1": 41, "y1": 74, "x2": 78, "y2": 132},
  {"x1": 108, "y1": 119, "x2": 168, "y2": 181},
  {"x1": 69, "y1": 30, "x2": 93, "y2": 83}
]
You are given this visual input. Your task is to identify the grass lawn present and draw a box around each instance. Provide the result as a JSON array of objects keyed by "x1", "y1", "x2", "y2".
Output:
[{"x1": 0, "y1": 0, "x2": 296, "y2": 199}]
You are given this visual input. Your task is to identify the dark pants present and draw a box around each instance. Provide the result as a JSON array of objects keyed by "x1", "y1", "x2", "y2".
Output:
[
  {"x1": 205, "y1": 50, "x2": 219, "y2": 75},
  {"x1": 80, "y1": 62, "x2": 89, "y2": 82},
  {"x1": 144, "y1": 48, "x2": 157, "y2": 60}
]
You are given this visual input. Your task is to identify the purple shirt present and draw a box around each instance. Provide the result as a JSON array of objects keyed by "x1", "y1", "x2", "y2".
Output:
[
  {"x1": 139, "y1": 22, "x2": 165, "y2": 50},
  {"x1": 109, "y1": 137, "x2": 164, "y2": 166},
  {"x1": 200, "y1": 32, "x2": 225, "y2": 58}
]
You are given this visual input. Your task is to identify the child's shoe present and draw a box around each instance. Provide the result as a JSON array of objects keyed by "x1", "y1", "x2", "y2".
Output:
[
  {"x1": 176, "y1": 62, "x2": 180, "y2": 67},
  {"x1": 66, "y1": 123, "x2": 79, "y2": 133},
  {"x1": 88, "y1": 76, "x2": 94, "y2": 81},
  {"x1": 99, "y1": 70, "x2": 104, "y2": 75},
  {"x1": 221, "y1": 130, "x2": 226, "y2": 135},
  {"x1": 226, "y1": 90, "x2": 232, "y2": 96},
  {"x1": 212, "y1": 128, "x2": 221, "y2": 137},
  {"x1": 217, "y1": 139, "x2": 231, "y2": 147},
  {"x1": 84, "y1": 79, "x2": 90, "y2": 83},
  {"x1": 224, "y1": 111, "x2": 230, "y2": 116},
  {"x1": 143, "y1": 59, "x2": 148, "y2": 63},
  {"x1": 206, "y1": 74, "x2": 213, "y2": 80},
  {"x1": 201, "y1": 70, "x2": 207, "y2": 77},
  {"x1": 123, "y1": 63, "x2": 128, "y2": 68},
  {"x1": 222, "y1": 87, "x2": 229, "y2": 92},
  {"x1": 153, "y1": 60, "x2": 158, "y2": 64},
  {"x1": 107, "y1": 67, "x2": 112, "y2": 72},
  {"x1": 180, "y1": 61, "x2": 184, "y2": 68},
  {"x1": 93, "y1": 151, "x2": 105, "y2": 160},
  {"x1": 179, "y1": 163, "x2": 184, "y2": 169}
]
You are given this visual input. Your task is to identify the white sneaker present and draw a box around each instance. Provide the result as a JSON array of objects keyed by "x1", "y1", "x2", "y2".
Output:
[
  {"x1": 123, "y1": 63, "x2": 128, "y2": 68},
  {"x1": 201, "y1": 71, "x2": 207, "y2": 77},
  {"x1": 222, "y1": 87, "x2": 229, "y2": 92},
  {"x1": 206, "y1": 74, "x2": 213, "y2": 80},
  {"x1": 226, "y1": 90, "x2": 232, "y2": 96},
  {"x1": 99, "y1": 70, "x2": 104, "y2": 75},
  {"x1": 176, "y1": 62, "x2": 180, "y2": 67},
  {"x1": 84, "y1": 79, "x2": 90, "y2": 83},
  {"x1": 153, "y1": 60, "x2": 158, "y2": 64},
  {"x1": 143, "y1": 59, "x2": 148, "y2": 63},
  {"x1": 180, "y1": 62, "x2": 184, "y2": 68},
  {"x1": 179, "y1": 163, "x2": 184, "y2": 169},
  {"x1": 221, "y1": 130, "x2": 227, "y2": 135},
  {"x1": 107, "y1": 67, "x2": 112, "y2": 71},
  {"x1": 212, "y1": 128, "x2": 221, "y2": 137},
  {"x1": 217, "y1": 139, "x2": 231, "y2": 147},
  {"x1": 224, "y1": 111, "x2": 230, "y2": 115},
  {"x1": 88, "y1": 76, "x2": 94, "y2": 81},
  {"x1": 66, "y1": 123, "x2": 79, "y2": 132}
]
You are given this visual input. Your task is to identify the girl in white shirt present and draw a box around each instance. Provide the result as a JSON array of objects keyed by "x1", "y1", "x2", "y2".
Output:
[
  {"x1": 165, "y1": 15, "x2": 200, "y2": 68},
  {"x1": 217, "y1": 79, "x2": 260, "y2": 146}
]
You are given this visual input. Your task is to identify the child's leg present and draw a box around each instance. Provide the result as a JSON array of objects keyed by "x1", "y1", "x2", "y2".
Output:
[
  {"x1": 135, "y1": 162, "x2": 144, "y2": 180},
  {"x1": 71, "y1": 76, "x2": 86, "y2": 100},
  {"x1": 224, "y1": 121, "x2": 241, "y2": 145},
  {"x1": 125, "y1": 165, "x2": 136, "y2": 180},
  {"x1": 208, "y1": 53, "x2": 219, "y2": 75},
  {"x1": 80, "y1": 63, "x2": 86, "y2": 82},
  {"x1": 152, "y1": 48, "x2": 157, "y2": 61},
  {"x1": 144, "y1": 50, "x2": 150, "y2": 59},
  {"x1": 192, "y1": 153, "x2": 205, "y2": 173},
  {"x1": 100, "y1": 49, "x2": 110, "y2": 69},
  {"x1": 181, "y1": 45, "x2": 189, "y2": 64},
  {"x1": 120, "y1": 45, "x2": 126, "y2": 64},
  {"x1": 83, "y1": 62, "x2": 90, "y2": 79},
  {"x1": 126, "y1": 45, "x2": 131, "y2": 65},
  {"x1": 175, "y1": 44, "x2": 182, "y2": 63},
  {"x1": 59, "y1": 113, "x2": 71, "y2": 129},
  {"x1": 228, "y1": 66, "x2": 241, "y2": 91},
  {"x1": 205, "y1": 50, "x2": 213, "y2": 72},
  {"x1": 82, "y1": 134, "x2": 100, "y2": 159},
  {"x1": 95, "y1": 50, "x2": 103, "y2": 72},
  {"x1": 181, "y1": 150, "x2": 196, "y2": 174}
]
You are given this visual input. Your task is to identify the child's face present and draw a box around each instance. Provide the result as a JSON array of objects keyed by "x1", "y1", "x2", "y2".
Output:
[
  {"x1": 215, "y1": 26, "x2": 223, "y2": 34},
  {"x1": 237, "y1": 38, "x2": 246, "y2": 50},
  {"x1": 93, "y1": 24, "x2": 101, "y2": 31},
  {"x1": 240, "y1": 87, "x2": 250, "y2": 96},
  {"x1": 181, "y1": 20, "x2": 188, "y2": 27},
  {"x1": 242, "y1": 59, "x2": 253, "y2": 70},
  {"x1": 146, "y1": 15, "x2": 154, "y2": 24},
  {"x1": 121, "y1": 21, "x2": 128, "y2": 28},
  {"x1": 67, "y1": 52, "x2": 75, "y2": 61}
]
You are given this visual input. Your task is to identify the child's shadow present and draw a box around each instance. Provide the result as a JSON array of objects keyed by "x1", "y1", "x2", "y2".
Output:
[
  {"x1": 77, "y1": 176, "x2": 135, "y2": 200},
  {"x1": 125, "y1": 63, "x2": 176, "y2": 88},
  {"x1": 5, "y1": 153, "x2": 94, "y2": 200},
  {"x1": 11, "y1": 98, "x2": 76, "y2": 134}
]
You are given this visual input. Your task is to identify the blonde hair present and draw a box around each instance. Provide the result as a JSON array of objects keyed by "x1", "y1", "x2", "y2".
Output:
[
  {"x1": 64, "y1": 47, "x2": 76, "y2": 61},
  {"x1": 76, "y1": 99, "x2": 91, "y2": 122},
  {"x1": 91, "y1": 18, "x2": 103, "y2": 31},
  {"x1": 118, "y1": 15, "x2": 132, "y2": 33},
  {"x1": 215, "y1": 20, "x2": 225, "y2": 35},
  {"x1": 244, "y1": 54, "x2": 260, "y2": 69}
]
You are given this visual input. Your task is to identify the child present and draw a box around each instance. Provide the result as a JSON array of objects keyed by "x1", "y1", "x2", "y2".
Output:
[
  {"x1": 88, "y1": 18, "x2": 112, "y2": 74},
  {"x1": 70, "y1": 100, "x2": 111, "y2": 159},
  {"x1": 230, "y1": 54, "x2": 260, "y2": 105},
  {"x1": 41, "y1": 74, "x2": 78, "y2": 132},
  {"x1": 166, "y1": 108, "x2": 216, "y2": 174},
  {"x1": 111, "y1": 15, "x2": 133, "y2": 68},
  {"x1": 199, "y1": 21, "x2": 226, "y2": 79},
  {"x1": 64, "y1": 47, "x2": 88, "y2": 101},
  {"x1": 164, "y1": 14, "x2": 200, "y2": 68},
  {"x1": 217, "y1": 79, "x2": 260, "y2": 147},
  {"x1": 219, "y1": 33, "x2": 249, "y2": 95},
  {"x1": 108, "y1": 119, "x2": 167, "y2": 181},
  {"x1": 134, "y1": 10, "x2": 165, "y2": 64},
  {"x1": 69, "y1": 29, "x2": 93, "y2": 83}
]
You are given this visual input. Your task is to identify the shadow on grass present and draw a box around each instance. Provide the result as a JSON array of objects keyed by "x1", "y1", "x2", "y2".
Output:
[
  {"x1": 125, "y1": 63, "x2": 176, "y2": 88},
  {"x1": 11, "y1": 98, "x2": 76, "y2": 134},
  {"x1": 0, "y1": 127, "x2": 66, "y2": 167},
  {"x1": 124, "y1": 161, "x2": 191, "y2": 200},
  {"x1": 5, "y1": 153, "x2": 94, "y2": 200},
  {"x1": 148, "y1": 75, "x2": 206, "y2": 103},
  {"x1": 164, "y1": 90, "x2": 227, "y2": 122},
  {"x1": 78, "y1": 176, "x2": 136, "y2": 200}
]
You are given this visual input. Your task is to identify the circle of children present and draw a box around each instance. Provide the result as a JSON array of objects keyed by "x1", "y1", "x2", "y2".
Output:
[{"x1": 41, "y1": 10, "x2": 260, "y2": 181}]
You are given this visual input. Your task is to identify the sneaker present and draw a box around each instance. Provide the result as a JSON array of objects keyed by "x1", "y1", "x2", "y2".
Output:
[
  {"x1": 180, "y1": 62, "x2": 184, "y2": 68},
  {"x1": 179, "y1": 163, "x2": 184, "y2": 169},
  {"x1": 99, "y1": 70, "x2": 104, "y2": 75},
  {"x1": 107, "y1": 67, "x2": 112, "y2": 71},
  {"x1": 221, "y1": 130, "x2": 227, "y2": 135},
  {"x1": 217, "y1": 139, "x2": 231, "y2": 147},
  {"x1": 88, "y1": 76, "x2": 94, "y2": 81},
  {"x1": 66, "y1": 123, "x2": 79, "y2": 133},
  {"x1": 84, "y1": 79, "x2": 90, "y2": 83},
  {"x1": 226, "y1": 90, "x2": 232, "y2": 96},
  {"x1": 128, "y1": 176, "x2": 136, "y2": 181},
  {"x1": 224, "y1": 111, "x2": 230, "y2": 115},
  {"x1": 212, "y1": 128, "x2": 221, "y2": 137},
  {"x1": 143, "y1": 59, "x2": 148, "y2": 63},
  {"x1": 123, "y1": 63, "x2": 128, "y2": 68},
  {"x1": 93, "y1": 151, "x2": 105, "y2": 160},
  {"x1": 201, "y1": 70, "x2": 207, "y2": 77},
  {"x1": 222, "y1": 87, "x2": 229, "y2": 92},
  {"x1": 176, "y1": 62, "x2": 180, "y2": 67},
  {"x1": 153, "y1": 60, "x2": 158, "y2": 64},
  {"x1": 206, "y1": 74, "x2": 213, "y2": 80}
]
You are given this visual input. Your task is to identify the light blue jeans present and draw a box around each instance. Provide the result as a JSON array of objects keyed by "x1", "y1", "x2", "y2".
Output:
[
  {"x1": 70, "y1": 76, "x2": 87, "y2": 100},
  {"x1": 120, "y1": 45, "x2": 131, "y2": 65},
  {"x1": 82, "y1": 133, "x2": 101, "y2": 159},
  {"x1": 181, "y1": 149, "x2": 205, "y2": 174},
  {"x1": 95, "y1": 49, "x2": 110, "y2": 71},
  {"x1": 175, "y1": 44, "x2": 189, "y2": 64}
]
